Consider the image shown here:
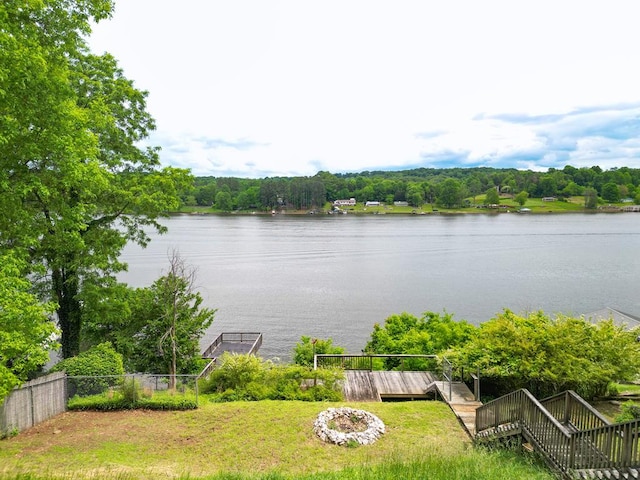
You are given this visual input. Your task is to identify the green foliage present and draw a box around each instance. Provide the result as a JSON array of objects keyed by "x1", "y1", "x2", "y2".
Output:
[
  {"x1": 83, "y1": 254, "x2": 215, "y2": 378},
  {"x1": 437, "y1": 178, "x2": 465, "y2": 208},
  {"x1": 514, "y1": 191, "x2": 529, "y2": 206},
  {"x1": 181, "y1": 165, "x2": 640, "y2": 216},
  {"x1": 584, "y1": 187, "x2": 598, "y2": 209},
  {"x1": 206, "y1": 353, "x2": 265, "y2": 392},
  {"x1": 51, "y1": 342, "x2": 124, "y2": 377},
  {"x1": 485, "y1": 187, "x2": 501, "y2": 205},
  {"x1": 50, "y1": 342, "x2": 124, "y2": 396},
  {"x1": 120, "y1": 378, "x2": 146, "y2": 403},
  {"x1": 293, "y1": 336, "x2": 345, "y2": 367},
  {"x1": 67, "y1": 390, "x2": 198, "y2": 411},
  {"x1": 453, "y1": 310, "x2": 640, "y2": 399},
  {"x1": 0, "y1": 0, "x2": 193, "y2": 359},
  {"x1": 0, "y1": 254, "x2": 58, "y2": 402},
  {"x1": 601, "y1": 182, "x2": 621, "y2": 202},
  {"x1": 365, "y1": 311, "x2": 476, "y2": 370},
  {"x1": 615, "y1": 401, "x2": 640, "y2": 423},
  {"x1": 200, "y1": 353, "x2": 343, "y2": 402},
  {"x1": 215, "y1": 191, "x2": 233, "y2": 211},
  {"x1": 128, "y1": 255, "x2": 215, "y2": 380}
]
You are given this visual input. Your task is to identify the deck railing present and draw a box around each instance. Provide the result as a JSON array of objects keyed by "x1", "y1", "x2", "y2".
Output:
[
  {"x1": 442, "y1": 357, "x2": 453, "y2": 401},
  {"x1": 201, "y1": 332, "x2": 263, "y2": 359},
  {"x1": 314, "y1": 354, "x2": 438, "y2": 371},
  {"x1": 476, "y1": 388, "x2": 640, "y2": 475}
]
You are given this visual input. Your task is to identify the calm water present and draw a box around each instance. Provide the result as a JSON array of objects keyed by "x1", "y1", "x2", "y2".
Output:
[{"x1": 120, "y1": 213, "x2": 640, "y2": 360}]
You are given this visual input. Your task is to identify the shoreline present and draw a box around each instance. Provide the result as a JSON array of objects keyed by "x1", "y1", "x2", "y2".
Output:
[{"x1": 174, "y1": 207, "x2": 633, "y2": 216}]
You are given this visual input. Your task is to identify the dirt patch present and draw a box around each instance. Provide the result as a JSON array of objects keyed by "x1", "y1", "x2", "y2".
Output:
[
  {"x1": 15, "y1": 410, "x2": 172, "y2": 454},
  {"x1": 330, "y1": 414, "x2": 368, "y2": 433}
]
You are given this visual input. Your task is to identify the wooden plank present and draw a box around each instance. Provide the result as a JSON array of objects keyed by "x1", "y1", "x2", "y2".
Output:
[
  {"x1": 342, "y1": 371, "x2": 380, "y2": 401},
  {"x1": 371, "y1": 371, "x2": 435, "y2": 397},
  {"x1": 434, "y1": 381, "x2": 482, "y2": 436}
]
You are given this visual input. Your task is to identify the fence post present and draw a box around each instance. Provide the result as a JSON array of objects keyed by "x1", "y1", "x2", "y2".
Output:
[
  {"x1": 622, "y1": 422, "x2": 634, "y2": 467},
  {"x1": 29, "y1": 386, "x2": 35, "y2": 429},
  {"x1": 471, "y1": 371, "x2": 480, "y2": 402}
]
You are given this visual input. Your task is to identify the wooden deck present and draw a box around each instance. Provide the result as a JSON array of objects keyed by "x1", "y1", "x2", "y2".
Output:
[
  {"x1": 341, "y1": 371, "x2": 482, "y2": 437},
  {"x1": 201, "y1": 332, "x2": 262, "y2": 360},
  {"x1": 342, "y1": 371, "x2": 439, "y2": 401},
  {"x1": 199, "y1": 332, "x2": 263, "y2": 378}
]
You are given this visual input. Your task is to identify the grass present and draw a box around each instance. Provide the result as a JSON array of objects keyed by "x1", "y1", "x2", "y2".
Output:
[
  {"x1": 614, "y1": 382, "x2": 640, "y2": 396},
  {"x1": 0, "y1": 399, "x2": 554, "y2": 480}
]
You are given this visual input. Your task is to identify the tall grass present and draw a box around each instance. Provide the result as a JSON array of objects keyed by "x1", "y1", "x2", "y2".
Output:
[
  {"x1": 0, "y1": 449, "x2": 553, "y2": 480},
  {"x1": 0, "y1": 400, "x2": 554, "y2": 480}
]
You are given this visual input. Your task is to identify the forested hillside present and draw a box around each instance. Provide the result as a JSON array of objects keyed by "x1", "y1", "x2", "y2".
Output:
[{"x1": 182, "y1": 166, "x2": 640, "y2": 211}]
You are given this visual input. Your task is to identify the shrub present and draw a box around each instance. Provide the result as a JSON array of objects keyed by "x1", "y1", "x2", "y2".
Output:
[
  {"x1": 615, "y1": 401, "x2": 640, "y2": 423},
  {"x1": 120, "y1": 377, "x2": 147, "y2": 403},
  {"x1": 50, "y1": 342, "x2": 124, "y2": 396},
  {"x1": 199, "y1": 353, "x2": 344, "y2": 402},
  {"x1": 67, "y1": 389, "x2": 198, "y2": 411},
  {"x1": 293, "y1": 336, "x2": 345, "y2": 367},
  {"x1": 204, "y1": 353, "x2": 265, "y2": 392},
  {"x1": 454, "y1": 310, "x2": 640, "y2": 400}
]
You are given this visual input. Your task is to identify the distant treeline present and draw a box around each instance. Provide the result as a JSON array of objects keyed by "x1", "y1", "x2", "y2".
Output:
[{"x1": 181, "y1": 166, "x2": 640, "y2": 211}]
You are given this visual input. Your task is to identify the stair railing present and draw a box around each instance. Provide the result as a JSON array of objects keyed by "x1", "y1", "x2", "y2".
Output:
[
  {"x1": 477, "y1": 389, "x2": 640, "y2": 475},
  {"x1": 540, "y1": 390, "x2": 610, "y2": 431}
]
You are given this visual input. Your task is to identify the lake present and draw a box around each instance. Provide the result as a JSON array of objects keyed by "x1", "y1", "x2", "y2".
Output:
[{"x1": 119, "y1": 212, "x2": 640, "y2": 360}]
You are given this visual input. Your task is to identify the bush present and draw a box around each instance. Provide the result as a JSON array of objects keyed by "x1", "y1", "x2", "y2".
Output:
[
  {"x1": 615, "y1": 401, "x2": 640, "y2": 423},
  {"x1": 454, "y1": 310, "x2": 640, "y2": 400},
  {"x1": 50, "y1": 342, "x2": 124, "y2": 396},
  {"x1": 67, "y1": 389, "x2": 198, "y2": 411},
  {"x1": 199, "y1": 353, "x2": 344, "y2": 402},
  {"x1": 293, "y1": 336, "x2": 345, "y2": 367}
]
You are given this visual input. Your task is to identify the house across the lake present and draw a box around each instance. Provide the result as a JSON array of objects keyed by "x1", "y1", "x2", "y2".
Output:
[{"x1": 333, "y1": 198, "x2": 356, "y2": 207}]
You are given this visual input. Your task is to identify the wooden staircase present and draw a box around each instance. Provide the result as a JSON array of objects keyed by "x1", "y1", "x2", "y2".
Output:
[{"x1": 475, "y1": 389, "x2": 640, "y2": 479}]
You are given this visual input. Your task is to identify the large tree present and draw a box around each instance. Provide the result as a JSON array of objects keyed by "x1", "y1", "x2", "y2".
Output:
[
  {"x1": 127, "y1": 253, "x2": 216, "y2": 386},
  {"x1": 0, "y1": 1, "x2": 191, "y2": 358},
  {"x1": 436, "y1": 178, "x2": 465, "y2": 208},
  {"x1": 82, "y1": 253, "x2": 215, "y2": 380},
  {"x1": 365, "y1": 311, "x2": 476, "y2": 370}
]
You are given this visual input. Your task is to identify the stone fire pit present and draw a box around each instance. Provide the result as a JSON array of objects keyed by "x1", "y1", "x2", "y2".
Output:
[{"x1": 313, "y1": 407, "x2": 385, "y2": 445}]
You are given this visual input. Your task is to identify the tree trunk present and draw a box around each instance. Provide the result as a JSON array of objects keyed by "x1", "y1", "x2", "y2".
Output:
[{"x1": 52, "y1": 267, "x2": 82, "y2": 358}]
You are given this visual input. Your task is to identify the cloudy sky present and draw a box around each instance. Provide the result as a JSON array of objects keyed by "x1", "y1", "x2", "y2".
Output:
[{"x1": 88, "y1": 1, "x2": 640, "y2": 178}]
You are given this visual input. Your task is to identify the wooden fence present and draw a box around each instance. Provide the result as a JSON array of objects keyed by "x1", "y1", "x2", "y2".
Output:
[{"x1": 0, "y1": 372, "x2": 67, "y2": 436}]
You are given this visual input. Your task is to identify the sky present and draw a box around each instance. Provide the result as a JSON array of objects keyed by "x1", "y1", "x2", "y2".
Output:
[{"x1": 88, "y1": 0, "x2": 640, "y2": 178}]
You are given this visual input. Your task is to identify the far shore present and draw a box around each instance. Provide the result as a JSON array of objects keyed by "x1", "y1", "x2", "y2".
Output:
[{"x1": 178, "y1": 202, "x2": 636, "y2": 216}]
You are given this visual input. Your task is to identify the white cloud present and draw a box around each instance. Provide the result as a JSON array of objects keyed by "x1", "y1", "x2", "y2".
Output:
[{"x1": 90, "y1": 0, "x2": 640, "y2": 177}]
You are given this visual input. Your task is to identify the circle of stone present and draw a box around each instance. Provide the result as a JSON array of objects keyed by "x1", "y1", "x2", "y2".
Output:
[{"x1": 313, "y1": 407, "x2": 385, "y2": 446}]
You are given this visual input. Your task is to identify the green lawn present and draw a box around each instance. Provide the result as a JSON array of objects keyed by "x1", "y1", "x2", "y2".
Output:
[{"x1": 0, "y1": 399, "x2": 554, "y2": 480}]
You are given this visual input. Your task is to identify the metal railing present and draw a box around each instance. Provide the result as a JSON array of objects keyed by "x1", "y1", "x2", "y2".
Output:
[
  {"x1": 66, "y1": 374, "x2": 199, "y2": 405},
  {"x1": 313, "y1": 354, "x2": 438, "y2": 371},
  {"x1": 201, "y1": 332, "x2": 263, "y2": 359},
  {"x1": 442, "y1": 357, "x2": 453, "y2": 401}
]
